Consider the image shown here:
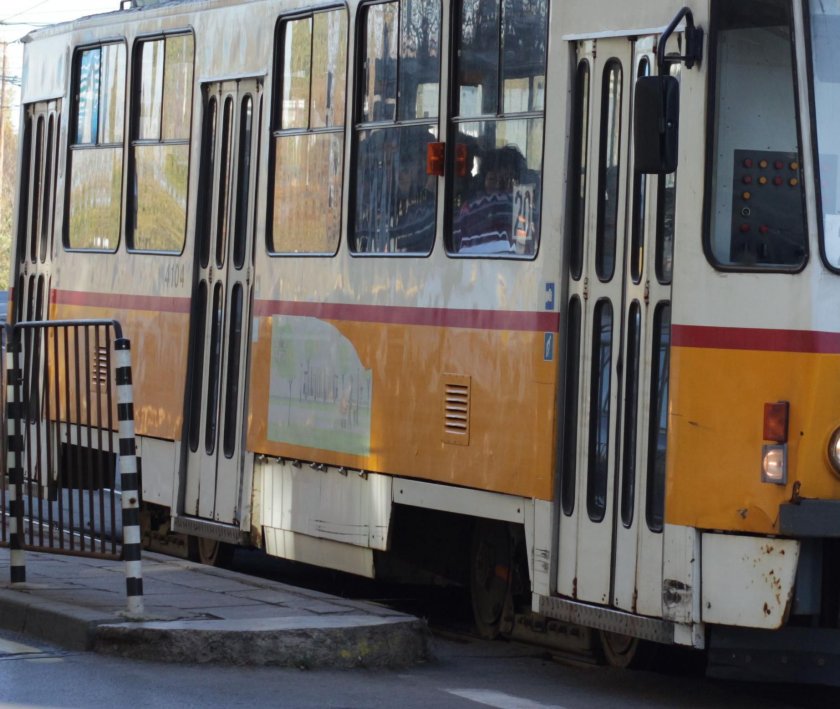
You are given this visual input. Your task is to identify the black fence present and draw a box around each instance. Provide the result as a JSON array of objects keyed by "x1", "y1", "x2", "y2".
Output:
[{"x1": 1, "y1": 320, "x2": 143, "y2": 613}]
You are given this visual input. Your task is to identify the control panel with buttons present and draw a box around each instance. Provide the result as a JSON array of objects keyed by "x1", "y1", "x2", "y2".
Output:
[{"x1": 730, "y1": 149, "x2": 806, "y2": 265}]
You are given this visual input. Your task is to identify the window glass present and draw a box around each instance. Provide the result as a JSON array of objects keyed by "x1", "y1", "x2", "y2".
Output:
[
  {"x1": 352, "y1": 0, "x2": 440, "y2": 254},
  {"x1": 587, "y1": 299, "x2": 613, "y2": 522},
  {"x1": 450, "y1": 0, "x2": 546, "y2": 258},
  {"x1": 361, "y1": 3, "x2": 399, "y2": 123},
  {"x1": 99, "y1": 43, "x2": 126, "y2": 144},
  {"x1": 68, "y1": 148, "x2": 123, "y2": 249},
  {"x1": 630, "y1": 58, "x2": 650, "y2": 284},
  {"x1": 282, "y1": 18, "x2": 312, "y2": 129},
  {"x1": 569, "y1": 60, "x2": 589, "y2": 279},
  {"x1": 131, "y1": 33, "x2": 194, "y2": 252},
  {"x1": 646, "y1": 302, "x2": 671, "y2": 532},
  {"x1": 808, "y1": 1, "x2": 840, "y2": 268},
  {"x1": 162, "y1": 34, "x2": 194, "y2": 140},
  {"x1": 234, "y1": 95, "x2": 254, "y2": 270},
  {"x1": 708, "y1": 0, "x2": 805, "y2": 268},
  {"x1": 272, "y1": 8, "x2": 348, "y2": 254},
  {"x1": 311, "y1": 11, "x2": 347, "y2": 128},
  {"x1": 561, "y1": 296, "x2": 582, "y2": 516},
  {"x1": 76, "y1": 48, "x2": 101, "y2": 145},
  {"x1": 620, "y1": 301, "x2": 641, "y2": 528},
  {"x1": 137, "y1": 40, "x2": 164, "y2": 140},
  {"x1": 595, "y1": 60, "x2": 622, "y2": 281},
  {"x1": 501, "y1": 0, "x2": 547, "y2": 113},
  {"x1": 69, "y1": 43, "x2": 126, "y2": 250}
]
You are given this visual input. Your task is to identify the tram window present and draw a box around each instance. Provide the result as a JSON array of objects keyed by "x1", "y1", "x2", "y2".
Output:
[
  {"x1": 595, "y1": 60, "x2": 622, "y2": 281},
  {"x1": 587, "y1": 298, "x2": 613, "y2": 523},
  {"x1": 449, "y1": 0, "x2": 546, "y2": 258},
  {"x1": 569, "y1": 60, "x2": 590, "y2": 280},
  {"x1": 808, "y1": 2, "x2": 840, "y2": 270},
  {"x1": 646, "y1": 302, "x2": 671, "y2": 533},
  {"x1": 129, "y1": 33, "x2": 194, "y2": 253},
  {"x1": 67, "y1": 43, "x2": 126, "y2": 250},
  {"x1": 707, "y1": 0, "x2": 806, "y2": 269},
  {"x1": 620, "y1": 301, "x2": 641, "y2": 528},
  {"x1": 271, "y1": 9, "x2": 347, "y2": 254},
  {"x1": 561, "y1": 296, "x2": 582, "y2": 516},
  {"x1": 351, "y1": 0, "x2": 440, "y2": 255}
]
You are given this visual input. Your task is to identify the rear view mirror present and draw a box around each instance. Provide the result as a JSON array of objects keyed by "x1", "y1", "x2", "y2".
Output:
[{"x1": 634, "y1": 75, "x2": 679, "y2": 174}]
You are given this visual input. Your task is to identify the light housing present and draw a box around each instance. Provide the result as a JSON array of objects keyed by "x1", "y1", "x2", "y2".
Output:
[
  {"x1": 828, "y1": 426, "x2": 840, "y2": 478},
  {"x1": 762, "y1": 444, "x2": 787, "y2": 484}
]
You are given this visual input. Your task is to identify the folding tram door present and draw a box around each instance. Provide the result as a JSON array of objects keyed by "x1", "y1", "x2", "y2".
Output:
[
  {"x1": 183, "y1": 79, "x2": 261, "y2": 530},
  {"x1": 558, "y1": 35, "x2": 674, "y2": 639}
]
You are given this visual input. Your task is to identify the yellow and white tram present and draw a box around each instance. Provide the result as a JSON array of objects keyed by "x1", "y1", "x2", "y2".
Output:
[{"x1": 13, "y1": 0, "x2": 840, "y2": 682}]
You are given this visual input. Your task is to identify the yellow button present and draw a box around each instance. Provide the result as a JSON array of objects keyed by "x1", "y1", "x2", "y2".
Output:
[
  {"x1": 742, "y1": 191, "x2": 752, "y2": 200},
  {"x1": 790, "y1": 161, "x2": 799, "y2": 171},
  {"x1": 758, "y1": 176, "x2": 768, "y2": 185},
  {"x1": 789, "y1": 178, "x2": 799, "y2": 187},
  {"x1": 759, "y1": 159, "x2": 768, "y2": 169}
]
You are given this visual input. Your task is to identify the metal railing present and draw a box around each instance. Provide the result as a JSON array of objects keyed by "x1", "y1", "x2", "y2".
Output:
[{"x1": 2, "y1": 320, "x2": 143, "y2": 614}]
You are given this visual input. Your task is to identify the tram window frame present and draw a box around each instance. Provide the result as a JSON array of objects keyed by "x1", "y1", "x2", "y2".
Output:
[
  {"x1": 595, "y1": 59, "x2": 623, "y2": 281},
  {"x1": 447, "y1": 0, "x2": 547, "y2": 260},
  {"x1": 630, "y1": 58, "x2": 650, "y2": 285},
  {"x1": 561, "y1": 295, "x2": 583, "y2": 517},
  {"x1": 127, "y1": 31, "x2": 195, "y2": 255},
  {"x1": 702, "y1": 0, "x2": 808, "y2": 273},
  {"x1": 349, "y1": 0, "x2": 442, "y2": 257},
  {"x1": 586, "y1": 297, "x2": 613, "y2": 523},
  {"x1": 645, "y1": 301, "x2": 671, "y2": 533},
  {"x1": 65, "y1": 41, "x2": 127, "y2": 253},
  {"x1": 269, "y1": 7, "x2": 349, "y2": 257}
]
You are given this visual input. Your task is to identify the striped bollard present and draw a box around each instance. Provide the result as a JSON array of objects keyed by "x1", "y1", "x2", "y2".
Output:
[
  {"x1": 6, "y1": 334, "x2": 26, "y2": 583},
  {"x1": 114, "y1": 338, "x2": 143, "y2": 616}
]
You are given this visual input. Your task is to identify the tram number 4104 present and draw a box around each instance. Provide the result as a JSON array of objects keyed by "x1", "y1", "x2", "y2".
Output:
[
  {"x1": 512, "y1": 184, "x2": 536, "y2": 252},
  {"x1": 160, "y1": 262, "x2": 186, "y2": 289}
]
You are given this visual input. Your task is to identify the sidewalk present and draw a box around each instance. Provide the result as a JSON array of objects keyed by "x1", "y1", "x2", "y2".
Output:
[{"x1": 0, "y1": 547, "x2": 431, "y2": 668}]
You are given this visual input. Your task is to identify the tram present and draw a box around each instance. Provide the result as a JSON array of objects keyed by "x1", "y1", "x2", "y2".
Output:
[{"x1": 11, "y1": 0, "x2": 840, "y2": 683}]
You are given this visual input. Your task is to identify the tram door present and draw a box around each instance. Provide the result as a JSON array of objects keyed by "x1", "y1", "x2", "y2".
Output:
[
  {"x1": 558, "y1": 36, "x2": 671, "y2": 615},
  {"x1": 183, "y1": 79, "x2": 262, "y2": 524},
  {"x1": 15, "y1": 100, "x2": 61, "y2": 325}
]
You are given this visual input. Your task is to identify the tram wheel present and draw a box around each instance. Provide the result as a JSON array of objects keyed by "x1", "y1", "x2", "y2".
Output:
[
  {"x1": 598, "y1": 630, "x2": 654, "y2": 669},
  {"x1": 189, "y1": 536, "x2": 233, "y2": 568},
  {"x1": 470, "y1": 519, "x2": 513, "y2": 639}
]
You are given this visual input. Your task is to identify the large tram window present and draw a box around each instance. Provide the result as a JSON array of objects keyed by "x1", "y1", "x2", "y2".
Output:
[
  {"x1": 351, "y1": 0, "x2": 440, "y2": 255},
  {"x1": 67, "y1": 43, "x2": 126, "y2": 250},
  {"x1": 129, "y1": 33, "x2": 194, "y2": 253},
  {"x1": 449, "y1": 0, "x2": 546, "y2": 258},
  {"x1": 587, "y1": 299, "x2": 613, "y2": 523},
  {"x1": 707, "y1": 0, "x2": 806, "y2": 269},
  {"x1": 271, "y1": 9, "x2": 347, "y2": 254},
  {"x1": 569, "y1": 60, "x2": 590, "y2": 280},
  {"x1": 561, "y1": 296, "x2": 582, "y2": 516},
  {"x1": 595, "y1": 60, "x2": 623, "y2": 281},
  {"x1": 808, "y1": 2, "x2": 840, "y2": 270},
  {"x1": 646, "y1": 302, "x2": 671, "y2": 533}
]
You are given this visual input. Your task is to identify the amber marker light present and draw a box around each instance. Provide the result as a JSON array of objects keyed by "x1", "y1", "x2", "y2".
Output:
[
  {"x1": 427, "y1": 142, "x2": 445, "y2": 176},
  {"x1": 762, "y1": 402, "x2": 789, "y2": 485}
]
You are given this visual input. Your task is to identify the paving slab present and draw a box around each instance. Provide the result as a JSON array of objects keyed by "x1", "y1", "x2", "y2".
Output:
[{"x1": 0, "y1": 547, "x2": 431, "y2": 668}]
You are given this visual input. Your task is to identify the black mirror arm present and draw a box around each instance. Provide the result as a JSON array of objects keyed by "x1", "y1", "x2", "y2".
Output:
[{"x1": 657, "y1": 6, "x2": 704, "y2": 73}]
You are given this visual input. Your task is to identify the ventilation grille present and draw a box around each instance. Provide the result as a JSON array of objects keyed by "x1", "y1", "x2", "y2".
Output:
[
  {"x1": 92, "y1": 346, "x2": 109, "y2": 388},
  {"x1": 442, "y1": 374, "x2": 471, "y2": 445}
]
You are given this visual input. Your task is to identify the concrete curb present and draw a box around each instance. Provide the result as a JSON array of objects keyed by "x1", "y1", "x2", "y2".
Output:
[
  {"x1": 0, "y1": 586, "x2": 109, "y2": 650},
  {"x1": 95, "y1": 615, "x2": 433, "y2": 668}
]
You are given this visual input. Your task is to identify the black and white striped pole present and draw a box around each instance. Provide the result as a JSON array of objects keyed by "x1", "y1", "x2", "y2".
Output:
[
  {"x1": 5, "y1": 331, "x2": 25, "y2": 583},
  {"x1": 114, "y1": 338, "x2": 143, "y2": 616}
]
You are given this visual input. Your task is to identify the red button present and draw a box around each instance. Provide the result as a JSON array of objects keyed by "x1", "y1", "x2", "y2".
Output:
[
  {"x1": 743, "y1": 158, "x2": 753, "y2": 168},
  {"x1": 774, "y1": 160, "x2": 784, "y2": 170},
  {"x1": 774, "y1": 176, "x2": 784, "y2": 186},
  {"x1": 759, "y1": 225, "x2": 769, "y2": 235},
  {"x1": 743, "y1": 175, "x2": 753, "y2": 184},
  {"x1": 740, "y1": 223, "x2": 751, "y2": 233}
]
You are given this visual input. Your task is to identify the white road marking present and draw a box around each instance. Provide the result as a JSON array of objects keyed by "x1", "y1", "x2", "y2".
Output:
[
  {"x1": 445, "y1": 688, "x2": 568, "y2": 709},
  {"x1": 0, "y1": 638, "x2": 63, "y2": 663}
]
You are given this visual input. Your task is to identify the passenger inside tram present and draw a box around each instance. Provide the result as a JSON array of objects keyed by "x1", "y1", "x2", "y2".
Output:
[{"x1": 453, "y1": 145, "x2": 527, "y2": 254}]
